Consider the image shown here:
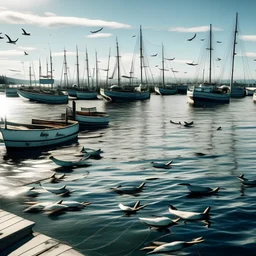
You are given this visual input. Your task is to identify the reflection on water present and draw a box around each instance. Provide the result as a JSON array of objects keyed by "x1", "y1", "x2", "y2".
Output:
[{"x1": 0, "y1": 94, "x2": 255, "y2": 256}]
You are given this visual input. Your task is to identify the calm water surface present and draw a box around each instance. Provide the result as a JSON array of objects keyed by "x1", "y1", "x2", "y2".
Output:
[{"x1": 0, "y1": 93, "x2": 255, "y2": 256}]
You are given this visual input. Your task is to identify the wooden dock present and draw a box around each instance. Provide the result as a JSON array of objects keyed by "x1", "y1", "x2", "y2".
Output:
[{"x1": 0, "y1": 209, "x2": 84, "y2": 256}]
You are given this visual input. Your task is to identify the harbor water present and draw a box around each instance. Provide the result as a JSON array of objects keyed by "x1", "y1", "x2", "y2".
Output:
[{"x1": 0, "y1": 93, "x2": 255, "y2": 255}]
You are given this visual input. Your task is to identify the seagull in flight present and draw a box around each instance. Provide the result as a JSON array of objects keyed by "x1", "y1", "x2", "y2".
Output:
[
  {"x1": 22, "y1": 28, "x2": 30, "y2": 36},
  {"x1": 150, "y1": 53, "x2": 158, "y2": 57},
  {"x1": 186, "y1": 61, "x2": 198, "y2": 66},
  {"x1": 187, "y1": 33, "x2": 196, "y2": 41},
  {"x1": 5, "y1": 34, "x2": 19, "y2": 44},
  {"x1": 24, "y1": 51, "x2": 29, "y2": 55},
  {"x1": 165, "y1": 57, "x2": 175, "y2": 61},
  {"x1": 216, "y1": 41, "x2": 222, "y2": 43},
  {"x1": 90, "y1": 27, "x2": 103, "y2": 33}
]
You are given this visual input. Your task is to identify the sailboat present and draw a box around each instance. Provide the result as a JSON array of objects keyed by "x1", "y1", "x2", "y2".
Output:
[
  {"x1": 154, "y1": 44, "x2": 178, "y2": 95},
  {"x1": 100, "y1": 26, "x2": 150, "y2": 102},
  {"x1": 18, "y1": 52, "x2": 69, "y2": 104},
  {"x1": 230, "y1": 13, "x2": 246, "y2": 98},
  {"x1": 187, "y1": 24, "x2": 231, "y2": 106},
  {"x1": 76, "y1": 47, "x2": 98, "y2": 100}
]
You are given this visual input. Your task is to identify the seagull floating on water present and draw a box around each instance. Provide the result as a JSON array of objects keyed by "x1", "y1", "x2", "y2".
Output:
[
  {"x1": 178, "y1": 183, "x2": 220, "y2": 194},
  {"x1": 168, "y1": 205, "x2": 211, "y2": 220},
  {"x1": 151, "y1": 160, "x2": 173, "y2": 169},
  {"x1": 118, "y1": 200, "x2": 147, "y2": 214},
  {"x1": 139, "y1": 216, "x2": 180, "y2": 229},
  {"x1": 237, "y1": 174, "x2": 256, "y2": 186},
  {"x1": 111, "y1": 182, "x2": 146, "y2": 195},
  {"x1": 141, "y1": 236, "x2": 204, "y2": 254}
]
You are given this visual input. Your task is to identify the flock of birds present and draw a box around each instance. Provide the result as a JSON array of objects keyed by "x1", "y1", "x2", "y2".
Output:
[{"x1": 7, "y1": 132, "x2": 255, "y2": 255}]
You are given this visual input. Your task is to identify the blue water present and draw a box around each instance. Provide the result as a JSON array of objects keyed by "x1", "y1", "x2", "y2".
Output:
[{"x1": 0, "y1": 93, "x2": 255, "y2": 256}]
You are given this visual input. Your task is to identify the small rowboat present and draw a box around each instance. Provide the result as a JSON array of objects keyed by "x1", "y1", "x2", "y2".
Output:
[{"x1": 49, "y1": 155, "x2": 90, "y2": 167}]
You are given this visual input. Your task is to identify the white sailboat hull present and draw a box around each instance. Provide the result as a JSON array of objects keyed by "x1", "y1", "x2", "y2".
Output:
[
  {"x1": 187, "y1": 85, "x2": 230, "y2": 106},
  {"x1": 100, "y1": 88, "x2": 150, "y2": 102},
  {"x1": 0, "y1": 119, "x2": 79, "y2": 150},
  {"x1": 154, "y1": 86, "x2": 177, "y2": 95},
  {"x1": 76, "y1": 90, "x2": 98, "y2": 100},
  {"x1": 18, "y1": 88, "x2": 69, "y2": 104},
  {"x1": 75, "y1": 114, "x2": 109, "y2": 126}
]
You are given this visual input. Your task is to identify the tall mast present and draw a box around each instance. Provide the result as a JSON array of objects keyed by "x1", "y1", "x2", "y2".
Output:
[
  {"x1": 209, "y1": 24, "x2": 212, "y2": 84},
  {"x1": 230, "y1": 12, "x2": 238, "y2": 90},
  {"x1": 162, "y1": 43, "x2": 165, "y2": 87},
  {"x1": 95, "y1": 51, "x2": 98, "y2": 90},
  {"x1": 140, "y1": 25, "x2": 143, "y2": 85},
  {"x1": 63, "y1": 48, "x2": 69, "y2": 87},
  {"x1": 116, "y1": 37, "x2": 121, "y2": 87},
  {"x1": 50, "y1": 50, "x2": 53, "y2": 89},
  {"x1": 106, "y1": 47, "x2": 111, "y2": 88},
  {"x1": 39, "y1": 59, "x2": 41, "y2": 89},
  {"x1": 29, "y1": 64, "x2": 32, "y2": 87},
  {"x1": 86, "y1": 48, "x2": 90, "y2": 89},
  {"x1": 76, "y1": 45, "x2": 80, "y2": 88}
]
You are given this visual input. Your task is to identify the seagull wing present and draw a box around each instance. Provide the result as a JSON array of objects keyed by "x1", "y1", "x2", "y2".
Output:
[
  {"x1": 187, "y1": 33, "x2": 196, "y2": 41},
  {"x1": 5, "y1": 34, "x2": 12, "y2": 42},
  {"x1": 90, "y1": 27, "x2": 103, "y2": 33}
]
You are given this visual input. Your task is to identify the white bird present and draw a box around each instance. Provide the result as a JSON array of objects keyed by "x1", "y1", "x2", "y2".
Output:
[
  {"x1": 237, "y1": 174, "x2": 256, "y2": 186},
  {"x1": 118, "y1": 201, "x2": 147, "y2": 214},
  {"x1": 23, "y1": 202, "x2": 50, "y2": 212},
  {"x1": 60, "y1": 201, "x2": 91, "y2": 210},
  {"x1": 39, "y1": 183, "x2": 69, "y2": 195},
  {"x1": 80, "y1": 147, "x2": 103, "y2": 158},
  {"x1": 43, "y1": 200, "x2": 68, "y2": 214},
  {"x1": 111, "y1": 182, "x2": 146, "y2": 195},
  {"x1": 139, "y1": 216, "x2": 180, "y2": 229},
  {"x1": 151, "y1": 160, "x2": 173, "y2": 169},
  {"x1": 178, "y1": 183, "x2": 220, "y2": 194},
  {"x1": 168, "y1": 205, "x2": 211, "y2": 220},
  {"x1": 141, "y1": 237, "x2": 204, "y2": 254}
]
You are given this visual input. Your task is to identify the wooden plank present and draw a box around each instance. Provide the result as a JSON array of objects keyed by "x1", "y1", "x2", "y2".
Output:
[
  {"x1": 17, "y1": 238, "x2": 59, "y2": 256},
  {"x1": 39, "y1": 244, "x2": 72, "y2": 256},
  {"x1": 0, "y1": 213, "x2": 17, "y2": 224},
  {"x1": 8, "y1": 234, "x2": 51, "y2": 256},
  {"x1": 0, "y1": 210, "x2": 10, "y2": 218},
  {"x1": 0, "y1": 219, "x2": 34, "y2": 251},
  {"x1": 0, "y1": 216, "x2": 23, "y2": 230},
  {"x1": 58, "y1": 249, "x2": 84, "y2": 256}
]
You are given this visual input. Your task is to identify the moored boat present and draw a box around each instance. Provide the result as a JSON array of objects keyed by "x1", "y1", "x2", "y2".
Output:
[
  {"x1": 100, "y1": 26, "x2": 150, "y2": 102},
  {"x1": 154, "y1": 43, "x2": 177, "y2": 96},
  {"x1": 187, "y1": 23, "x2": 231, "y2": 106},
  {"x1": 18, "y1": 87, "x2": 69, "y2": 104},
  {"x1": 66, "y1": 101, "x2": 109, "y2": 127},
  {"x1": 0, "y1": 119, "x2": 79, "y2": 150}
]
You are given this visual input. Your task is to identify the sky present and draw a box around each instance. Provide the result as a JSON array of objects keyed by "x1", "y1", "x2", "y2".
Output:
[{"x1": 1, "y1": 0, "x2": 256, "y2": 85}]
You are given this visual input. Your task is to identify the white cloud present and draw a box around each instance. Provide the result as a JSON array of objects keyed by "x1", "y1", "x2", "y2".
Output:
[
  {"x1": 44, "y1": 12, "x2": 56, "y2": 17},
  {"x1": 240, "y1": 35, "x2": 256, "y2": 41},
  {"x1": 0, "y1": 49, "x2": 24, "y2": 56},
  {"x1": 169, "y1": 26, "x2": 223, "y2": 33},
  {"x1": 87, "y1": 33, "x2": 113, "y2": 38},
  {"x1": 0, "y1": 9, "x2": 131, "y2": 29},
  {"x1": 18, "y1": 46, "x2": 37, "y2": 51},
  {"x1": 243, "y1": 52, "x2": 256, "y2": 57}
]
